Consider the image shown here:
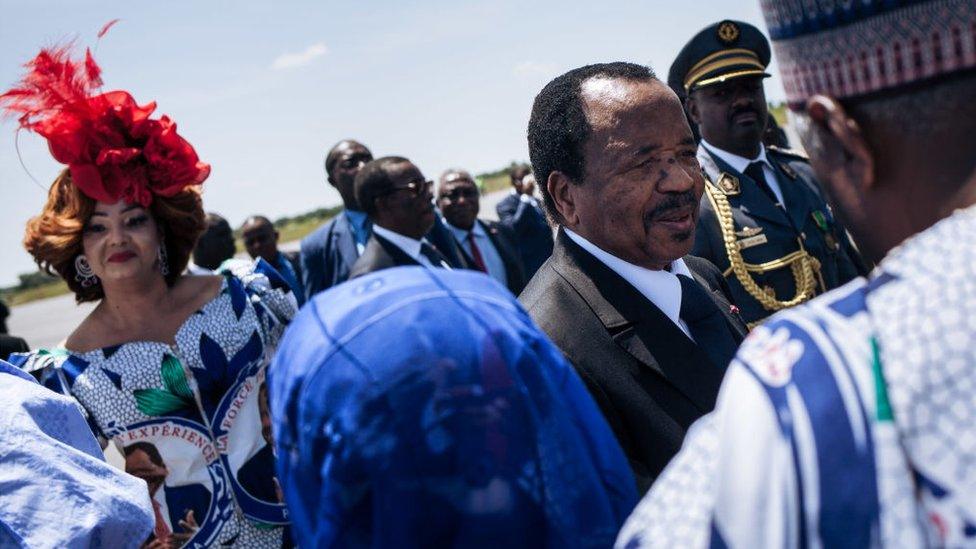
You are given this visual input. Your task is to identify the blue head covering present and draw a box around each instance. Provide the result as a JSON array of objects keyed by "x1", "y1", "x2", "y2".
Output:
[
  {"x1": 0, "y1": 359, "x2": 154, "y2": 547},
  {"x1": 270, "y1": 267, "x2": 637, "y2": 548}
]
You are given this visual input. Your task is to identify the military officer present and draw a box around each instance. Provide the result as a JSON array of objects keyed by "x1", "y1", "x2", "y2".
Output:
[{"x1": 669, "y1": 20, "x2": 866, "y2": 326}]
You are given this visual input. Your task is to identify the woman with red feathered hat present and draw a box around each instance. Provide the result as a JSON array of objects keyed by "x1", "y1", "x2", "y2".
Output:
[{"x1": 2, "y1": 43, "x2": 297, "y2": 548}]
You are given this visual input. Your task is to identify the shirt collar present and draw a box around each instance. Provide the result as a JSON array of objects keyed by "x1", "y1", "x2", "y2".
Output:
[
  {"x1": 564, "y1": 229, "x2": 691, "y2": 329},
  {"x1": 446, "y1": 220, "x2": 485, "y2": 242},
  {"x1": 701, "y1": 138, "x2": 771, "y2": 175},
  {"x1": 345, "y1": 208, "x2": 367, "y2": 231},
  {"x1": 373, "y1": 225, "x2": 424, "y2": 261}
]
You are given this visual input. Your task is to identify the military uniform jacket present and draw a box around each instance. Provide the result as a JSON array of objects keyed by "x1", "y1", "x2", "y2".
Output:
[{"x1": 693, "y1": 144, "x2": 865, "y2": 325}]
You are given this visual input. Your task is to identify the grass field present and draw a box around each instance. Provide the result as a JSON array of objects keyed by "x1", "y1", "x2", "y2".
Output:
[{"x1": 2, "y1": 279, "x2": 71, "y2": 306}]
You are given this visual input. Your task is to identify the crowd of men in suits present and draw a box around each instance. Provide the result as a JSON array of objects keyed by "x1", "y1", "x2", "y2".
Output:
[{"x1": 256, "y1": 18, "x2": 868, "y2": 495}]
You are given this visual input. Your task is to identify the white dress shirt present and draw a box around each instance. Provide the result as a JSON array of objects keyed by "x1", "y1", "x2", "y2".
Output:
[
  {"x1": 700, "y1": 139, "x2": 785, "y2": 206},
  {"x1": 564, "y1": 229, "x2": 694, "y2": 339},
  {"x1": 446, "y1": 220, "x2": 507, "y2": 286},
  {"x1": 372, "y1": 225, "x2": 449, "y2": 269}
]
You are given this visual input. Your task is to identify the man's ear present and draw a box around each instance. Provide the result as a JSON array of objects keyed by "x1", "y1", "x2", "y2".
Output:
[
  {"x1": 804, "y1": 94, "x2": 875, "y2": 192},
  {"x1": 548, "y1": 171, "x2": 579, "y2": 226},
  {"x1": 685, "y1": 93, "x2": 701, "y2": 126}
]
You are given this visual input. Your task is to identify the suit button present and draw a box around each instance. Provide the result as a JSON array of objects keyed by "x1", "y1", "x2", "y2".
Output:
[{"x1": 801, "y1": 232, "x2": 807, "y2": 240}]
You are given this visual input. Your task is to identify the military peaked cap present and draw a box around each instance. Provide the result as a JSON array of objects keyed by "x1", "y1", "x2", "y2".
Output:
[{"x1": 668, "y1": 20, "x2": 771, "y2": 95}]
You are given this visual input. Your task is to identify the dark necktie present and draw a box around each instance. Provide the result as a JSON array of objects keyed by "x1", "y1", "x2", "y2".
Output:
[
  {"x1": 467, "y1": 232, "x2": 488, "y2": 273},
  {"x1": 744, "y1": 161, "x2": 781, "y2": 207},
  {"x1": 420, "y1": 242, "x2": 451, "y2": 269},
  {"x1": 678, "y1": 275, "x2": 739, "y2": 371}
]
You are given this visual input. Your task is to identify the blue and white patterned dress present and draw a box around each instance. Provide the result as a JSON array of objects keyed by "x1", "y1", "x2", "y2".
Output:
[
  {"x1": 10, "y1": 260, "x2": 297, "y2": 548},
  {"x1": 617, "y1": 205, "x2": 976, "y2": 548}
]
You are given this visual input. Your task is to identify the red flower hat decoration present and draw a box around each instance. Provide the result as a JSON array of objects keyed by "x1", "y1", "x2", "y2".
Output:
[{"x1": 0, "y1": 44, "x2": 210, "y2": 206}]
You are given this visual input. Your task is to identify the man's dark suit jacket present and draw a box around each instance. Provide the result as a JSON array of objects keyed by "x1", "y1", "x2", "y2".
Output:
[
  {"x1": 299, "y1": 212, "x2": 359, "y2": 299},
  {"x1": 0, "y1": 334, "x2": 29, "y2": 361},
  {"x1": 348, "y1": 233, "x2": 423, "y2": 279},
  {"x1": 452, "y1": 220, "x2": 527, "y2": 294},
  {"x1": 519, "y1": 230, "x2": 747, "y2": 493},
  {"x1": 496, "y1": 193, "x2": 554, "y2": 279},
  {"x1": 236, "y1": 443, "x2": 277, "y2": 503},
  {"x1": 161, "y1": 483, "x2": 211, "y2": 534},
  {"x1": 281, "y1": 251, "x2": 303, "y2": 288},
  {"x1": 300, "y1": 212, "x2": 463, "y2": 299}
]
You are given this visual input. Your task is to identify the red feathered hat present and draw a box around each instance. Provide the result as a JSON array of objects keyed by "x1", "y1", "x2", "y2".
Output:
[{"x1": 0, "y1": 43, "x2": 210, "y2": 206}]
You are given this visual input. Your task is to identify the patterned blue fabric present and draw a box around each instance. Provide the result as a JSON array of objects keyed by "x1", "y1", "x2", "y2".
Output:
[
  {"x1": 11, "y1": 261, "x2": 297, "y2": 548},
  {"x1": 270, "y1": 266, "x2": 637, "y2": 548},
  {"x1": 0, "y1": 359, "x2": 154, "y2": 548}
]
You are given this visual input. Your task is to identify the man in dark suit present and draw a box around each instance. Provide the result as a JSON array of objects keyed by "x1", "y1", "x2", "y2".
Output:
[
  {"x1": 520, "y1": 62, "x2": 748, "y2": 493},
  {"x1": 299, "y1": 139, "x2": 374, "y2": 298},
  {"x1": 670, "y1": 21, "x2": 866, "y2": 326},
  {"x1": 124, "y1": 441, "x2": 211, "y2": 544},
  {"x1": 436, "y1": 169, "x2": 526, "y2": 294},
  {"x1": 349, "y1": 157, "x2": 454, "y2": 278},
  {"x1": 242, "y1": 215, "x2": 305, "y2": 306},
  {"x1": 495, "y1": 166, "x2": 553, "y2": 279}
]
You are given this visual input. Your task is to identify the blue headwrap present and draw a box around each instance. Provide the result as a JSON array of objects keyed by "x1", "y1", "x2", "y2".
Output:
[{"x1": 270, "y1": 267, "x2": 637, "y2": 547}]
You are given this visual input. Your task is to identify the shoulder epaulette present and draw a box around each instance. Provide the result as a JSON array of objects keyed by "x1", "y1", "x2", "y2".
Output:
[{"x1": 767, "y1": 145, "x2": 809, "y2": 161}]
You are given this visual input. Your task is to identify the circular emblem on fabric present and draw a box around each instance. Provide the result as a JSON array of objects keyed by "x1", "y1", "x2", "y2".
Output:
[
  {"x1": 738, "y1": 326, "x2": 804, "y2": 388},
  {"x1": 717, "y1": 21, "x2": 740, "y2": 45}
]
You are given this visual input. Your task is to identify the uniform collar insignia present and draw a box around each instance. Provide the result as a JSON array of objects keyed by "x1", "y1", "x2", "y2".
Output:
[
  {"x1": 716, "y1": 172, "x2": 741, "y2": 195},
  {"x1": 778, "y1": 161, "x2": 798, "y2": 180}
]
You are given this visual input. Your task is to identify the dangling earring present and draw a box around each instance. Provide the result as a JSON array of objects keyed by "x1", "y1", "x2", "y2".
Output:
[
  {"x1": 157, "y1": 245, "x2": 170, "y2": 277},
  {"x1": 74, "y1": 255, "x2": 99, "y2": 288}
]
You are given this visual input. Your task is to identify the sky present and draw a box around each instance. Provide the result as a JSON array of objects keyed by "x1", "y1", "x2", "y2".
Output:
[{"x1": 0, "y1": 0, "x2": 785, "y2": 287}]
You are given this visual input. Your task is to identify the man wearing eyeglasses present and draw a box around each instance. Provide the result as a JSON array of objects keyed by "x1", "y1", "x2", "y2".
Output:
[
  {"x1": 349, "y1": 157, "x2": 454, "y2": 278},
  {"x1": 299, "y1": 139, "x2": 375, "y2": 298},
  {"x1": 437, "y1": 169, "x2": 526, "y2": 294}
]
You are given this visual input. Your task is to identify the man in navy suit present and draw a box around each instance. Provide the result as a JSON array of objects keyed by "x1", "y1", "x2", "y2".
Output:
[
  {"x1": 300, "y1": 140, "x2": 464, "y2": 298},
  {"x1": 299, "y1": 139, "x2": 375, "y2": 298},
  {"x1": 437, "y1": 169, "x2": 526, "y2": 294},
  {"x1": 495, "y1": 166, "x2": 553, "y2": 279}
]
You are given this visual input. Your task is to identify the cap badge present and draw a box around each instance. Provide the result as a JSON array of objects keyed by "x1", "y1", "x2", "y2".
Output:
[{"x1": 717, "y1": 21, "x2": 740, "y2": 45}]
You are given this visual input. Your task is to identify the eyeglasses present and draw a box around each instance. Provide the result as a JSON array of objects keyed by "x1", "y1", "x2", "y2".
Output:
[
  {"x1": 382, "y1": 179, "x2": 433, "y2": 198},
  {"x1": 441, "y1": 187, "x2": 479, "y2": 201}
]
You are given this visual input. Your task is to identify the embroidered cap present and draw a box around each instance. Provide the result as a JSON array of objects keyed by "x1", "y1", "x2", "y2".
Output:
[{"x1": 759, "y1": 0, "x2": 976, "y2": 110}]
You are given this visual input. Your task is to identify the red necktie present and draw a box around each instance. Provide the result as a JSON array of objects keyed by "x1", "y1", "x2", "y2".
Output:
[
  {"x1": 152, "y1": 497, "x2": 172, "y2": 539},
  {"x1": 467, "y1": 232, "x2": 488, "y2": 273}
]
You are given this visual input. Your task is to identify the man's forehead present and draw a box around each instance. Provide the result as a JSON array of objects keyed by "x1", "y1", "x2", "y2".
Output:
[
  {"x1": 243, "y1": 221, "x2": 273, "y2": 233},
  {"x1": 580, "y1": 77, "x2": 672, "y2": 128},
  {"x1": 443, "y1": 172, "x2": 475, "y2": 185},
  {"x1": 339, "y1": 144, "x2": 370, "y2": 158},
  {"x1": 389, "y1": 161, "x2": 422, "y2": 180}
]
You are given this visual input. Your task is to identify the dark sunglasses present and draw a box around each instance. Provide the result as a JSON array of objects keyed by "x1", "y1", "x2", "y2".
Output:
[
  {"x1": 382, "y1": 179, "x2": 433, "y2": 198},
  {"x1": 441, "y1": 186, "x2": 479, "y2": 201}
]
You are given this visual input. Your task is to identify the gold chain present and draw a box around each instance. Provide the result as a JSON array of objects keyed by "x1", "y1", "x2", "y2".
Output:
[{"x1": 704, "y1": 184, "x2": 821, "y2": 312}]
